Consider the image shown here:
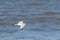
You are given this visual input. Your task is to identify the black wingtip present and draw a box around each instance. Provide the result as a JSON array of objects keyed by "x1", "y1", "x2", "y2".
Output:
[{"x1": 20, "y1": 28, "x2": 23, "y2": 30}]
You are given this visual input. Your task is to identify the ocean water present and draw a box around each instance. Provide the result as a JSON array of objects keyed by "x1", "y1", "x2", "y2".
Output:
[{"x1": 0, "y1": 0, "x2": 60, "y2": 40}]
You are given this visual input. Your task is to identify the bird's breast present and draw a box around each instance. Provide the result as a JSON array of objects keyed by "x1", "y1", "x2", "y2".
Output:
[{"x1": 19, "y1": 23, "x2": 25, "y2": 26}]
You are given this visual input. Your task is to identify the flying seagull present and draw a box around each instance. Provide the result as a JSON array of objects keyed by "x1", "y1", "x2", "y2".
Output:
[{"x1": 15, "y1": 21, "x2": 26, "y2": 30}]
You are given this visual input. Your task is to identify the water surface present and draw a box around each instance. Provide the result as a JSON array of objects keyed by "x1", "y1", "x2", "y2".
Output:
[{"x1": 0, "y1": 0, "x2": 60, "y2": 40}]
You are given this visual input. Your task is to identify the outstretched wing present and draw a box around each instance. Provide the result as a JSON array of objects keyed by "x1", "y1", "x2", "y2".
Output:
[
  {"x1": 20, "y1": 26, "x2": 23, "y2": 29},
  {"x1": 18, "y1": 21, "x2": 23, "y2": 24},
  {"x1": 20, "y1": 23, "x2": 26, "y2": 29}
]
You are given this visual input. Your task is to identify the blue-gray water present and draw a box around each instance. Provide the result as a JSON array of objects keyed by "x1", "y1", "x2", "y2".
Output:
[{"x1": 0, "y1": 0, "x2": 60, "y2": 40}]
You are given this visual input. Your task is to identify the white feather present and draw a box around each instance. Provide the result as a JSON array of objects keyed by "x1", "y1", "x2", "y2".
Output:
[{"x1": 15, "y1": 21, "x2": 26, "y2": 30}]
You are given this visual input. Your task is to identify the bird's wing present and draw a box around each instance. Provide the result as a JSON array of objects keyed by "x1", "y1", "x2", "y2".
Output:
[
  {"x1": 20, "y1": 26, "x2": 23, "y2": 29},
  {"x1": 18, "y1": 21, "x2": 23, "y2": 24}
]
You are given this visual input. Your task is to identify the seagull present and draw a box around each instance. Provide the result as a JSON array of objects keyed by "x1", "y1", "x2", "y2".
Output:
[{"x1": 15, "y1": 21, "x2": 26, "y2": 30}]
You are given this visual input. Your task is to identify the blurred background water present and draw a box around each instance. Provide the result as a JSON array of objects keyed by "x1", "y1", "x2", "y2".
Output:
[{"x1": 0, "y1": 0, "x2": 60, "y2": 40}]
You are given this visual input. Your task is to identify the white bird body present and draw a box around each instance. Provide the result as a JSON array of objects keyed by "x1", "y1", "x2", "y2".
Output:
[{"x1": 15, "y1": 21, "x2": 26, "y2": 30}]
